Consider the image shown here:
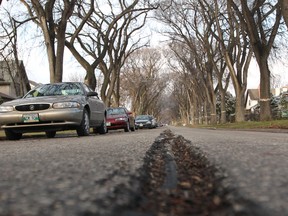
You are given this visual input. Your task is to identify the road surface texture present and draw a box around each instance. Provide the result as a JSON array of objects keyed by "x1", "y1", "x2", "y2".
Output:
[
  {"x1": 0, "y1": 126, "x2": 287, "y2": 215},
  {"x1": 169, "y1": 126, "x2": 288, "y2": 216}
]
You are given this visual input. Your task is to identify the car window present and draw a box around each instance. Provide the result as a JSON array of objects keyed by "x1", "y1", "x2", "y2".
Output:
[
  {"x1": 24, "y1": 83, "x2": 84, "y2": 98},
  {"x1": 107, "y1": 108, "x2": 126, "y2": 115},
  {"x1": 136, "y1": 115, "x2": 149, "y2": 120}
]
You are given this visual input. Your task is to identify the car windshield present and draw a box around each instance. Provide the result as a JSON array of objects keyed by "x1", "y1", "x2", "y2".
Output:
[
  {"x1": 107, "y1": 108, "x2": 126, "y2": 115},
  {"x1": 24, "y1": 83, "x2": 84, "y2": 98},
  {"x1": 136, "y1": 115, "x2": 150, "y2": 120}
]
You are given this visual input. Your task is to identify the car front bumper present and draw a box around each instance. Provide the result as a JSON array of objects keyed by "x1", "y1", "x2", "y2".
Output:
[
  {"x1": 106, "y1": 120, "x2": 127, "y2": 130},
  {"x1": 0, "y1": 108, "x2": 83, "y2": 132},
  {"x1": 135, "y1": 122, "x2": 152, "y2": 129}
]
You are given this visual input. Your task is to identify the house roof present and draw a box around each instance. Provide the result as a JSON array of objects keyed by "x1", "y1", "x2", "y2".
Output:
[
  {"x1": 0, "y1": 92, "x2": 16, "y2": 99},
  {"x1": 0, "y1": 81, "x2": 11, "y2": 86},
  {"x1": 247, "y1": 89, "x2": 259, "y2": 100},
  {"x1": 29, "y1": 80, "x2": 41, "y2": 87}
]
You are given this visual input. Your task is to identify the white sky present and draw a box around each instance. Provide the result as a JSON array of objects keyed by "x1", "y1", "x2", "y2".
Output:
[
  {"x1": 23, "y1": 41, "x2": 287, "y2": 90},
  {"x1": 1, "y1": 0, "x2": 287, "y2": 90}
]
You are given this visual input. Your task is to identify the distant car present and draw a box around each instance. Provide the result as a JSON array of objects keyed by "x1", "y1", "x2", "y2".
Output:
[
  {"x1": 106, "y1": 107, "x2": 136, "y2": 132},
  {"x1": 135, "y1": 115, "x2": 157, "y2": 129},
  {"x1": 0, "y1": 82, "x2": 107, "y2": 140}
]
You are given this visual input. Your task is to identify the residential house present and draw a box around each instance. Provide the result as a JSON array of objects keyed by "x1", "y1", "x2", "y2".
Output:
[
  {"x1": 245, "y1": 87, "x2": 288, "y2": 111},
  {"x1": 0, "y1": 92, "x2": 16, "y2": 104},
  {"x1": 245, "y1": 89, "x2": 260, "y2": 110},
  {"x1": 0, "y1": 60, "x2": 31, "y2": 104}
]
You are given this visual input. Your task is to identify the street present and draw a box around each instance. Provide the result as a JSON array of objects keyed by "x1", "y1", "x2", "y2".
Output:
[{"x1": 0, "y1": 127, "x2": 287, "y2": 215}]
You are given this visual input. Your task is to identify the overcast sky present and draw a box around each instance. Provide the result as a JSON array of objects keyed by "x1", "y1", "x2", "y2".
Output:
[{"x1": 1, "y1": 0, "x2": 287, "y2": 91}]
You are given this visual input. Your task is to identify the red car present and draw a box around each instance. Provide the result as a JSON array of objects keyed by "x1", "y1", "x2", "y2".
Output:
[{"x1": 106, "y1": 107, "x2": 136, "y2": 132}]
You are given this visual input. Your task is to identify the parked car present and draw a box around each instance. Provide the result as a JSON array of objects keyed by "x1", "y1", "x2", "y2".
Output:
[
  {"x1": 106, "y1": 107, "x2": 136, "y2": 132},
  {"x1": 0, "y1": 82, "x2": 107, "y2": 140},
  {"x1": 135, "y1": 115, "x2": 157, "y2": 129}
]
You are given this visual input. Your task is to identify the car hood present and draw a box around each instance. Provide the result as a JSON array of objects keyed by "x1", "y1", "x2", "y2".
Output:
[{"x1": 2, "y1": 95, "x2": 84, "y2": 106}]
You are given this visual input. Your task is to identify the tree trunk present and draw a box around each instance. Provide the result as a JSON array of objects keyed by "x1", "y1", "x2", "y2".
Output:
[
  {"x1": 210, "y1": 96, "x2": 217, "y2": 124},
  {"x1": 234, "y1": 88, "x2": 246, "y2": 122},
  {"x1": 220, "y1": 89, "x2": 227, "y2": 124},
  {"x1": 85, "y1": 68, "x2": 97, "y2": 91},
  {"x1": 259, "y1": 59, "x2": 272, "y2": 121},
  {"x1": 54, "y1": 28, "x2": 66, "y2": 82},
  {"x1": 280, "y1": 0, "x2": 288, "y2": 28}
]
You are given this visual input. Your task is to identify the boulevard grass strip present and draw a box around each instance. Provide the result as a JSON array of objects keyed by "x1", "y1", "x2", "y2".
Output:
[{"x1": 191, "y1": 119, "x2": 288, "y2": 130}]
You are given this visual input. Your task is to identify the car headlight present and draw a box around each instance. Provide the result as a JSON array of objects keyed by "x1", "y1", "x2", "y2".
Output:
[
  {"x1": 53, "y1": 102, "x2": 80, "y2": 109},
  {"x1": 0, "y1": 105, "x2": 14, "y2": 112},
  {"x1": 147, "y1": 121, "x2": 151, "y2": 124},
  {"x1": 115, "y1": 117, "x2": 127, "y2": 121}
]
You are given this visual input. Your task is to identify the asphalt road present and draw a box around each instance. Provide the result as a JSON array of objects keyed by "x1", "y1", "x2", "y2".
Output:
[
  {"x1": 0, "y1": 126, "x2": 287, "y2": 216},
  {"x1": 170, "y1": 126, "x2": 288, "y2": 216},
  {"x1": 0, "y1": 129, "x2": 161, "y2": 216}
]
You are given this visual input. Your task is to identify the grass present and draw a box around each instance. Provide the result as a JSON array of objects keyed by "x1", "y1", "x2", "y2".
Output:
[{"x1": 190, "y1": 119, "x2": 288, "y2": 130}]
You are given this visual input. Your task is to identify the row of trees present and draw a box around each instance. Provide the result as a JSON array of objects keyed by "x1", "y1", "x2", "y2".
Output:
[
  {"x1": 1, "y1": 0, "x2": 288, "y2": 124},
  {"x1": 1, "y1": 0, "x2": 158, "y2": 107},
  {"x1": 155, "y1": 0, "x2": 288, "y2": 124}
]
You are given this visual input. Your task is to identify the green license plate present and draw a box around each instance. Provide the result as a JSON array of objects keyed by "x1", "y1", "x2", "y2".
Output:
[{"x1": 22, "y1": 113, "x2": 39, "y2": 123}]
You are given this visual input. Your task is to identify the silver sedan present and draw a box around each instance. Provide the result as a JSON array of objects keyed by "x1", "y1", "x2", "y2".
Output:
[{"x1": 0, "y1": 82, "x2": 107, "y2": 140}]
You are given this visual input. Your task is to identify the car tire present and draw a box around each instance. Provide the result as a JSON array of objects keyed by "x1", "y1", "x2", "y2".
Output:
[
  {"x1": 124, "y1": 121, "x2": 130, "y2": 132},
  {"x1": 5, "y1": 129, "x2": 22, "y2": 140},
  {"x1": 46, "y1": 131, "x2": 56, "y2": 138},
  {"x1": 130, "y1": 122, "x2": 136, "y2": 132},
  {"x1": 94, "y1": 116, "x2": 107, "y2": 134},
  {"x1": 77, "y1": 109, "x2": 90, "y2": 136}
]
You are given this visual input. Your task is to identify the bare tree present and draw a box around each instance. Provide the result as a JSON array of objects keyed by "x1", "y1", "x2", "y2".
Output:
[
  {"x1": 97, "y1": 0, "x2": 154, "y2": 106},
  {"x1": 231, "y1": 0, "x2": 282, "y2": 121},
  {"x1": 202, "y1": 0, "x2": 252, "y2": 122},
  {"x1": 166, "y1": 41, "x2": 207, "y2": 125},
  {"x1": 20, "y1": 0, "x2": 76, "y2": 83},
  {"x1": 156, "y1": 0, "x2": 224, "y2": 124},
  {"x1": 65, "y1": 0, "x2": 156, "y2": 96},
  {"x1": 280, "y1": 0, "x2": 288, "y2": 28},
  {"x1": 120, "y1": 47, "x2": 168, "y2": 118},
  {"x1": 0, "y1": 7, "x2": 31, "y2": 96}
]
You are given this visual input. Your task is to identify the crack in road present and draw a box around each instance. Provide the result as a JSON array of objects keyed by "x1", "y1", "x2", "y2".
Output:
[{"x1": 120, "y1": 129, "x2": 269, "y2": 216}]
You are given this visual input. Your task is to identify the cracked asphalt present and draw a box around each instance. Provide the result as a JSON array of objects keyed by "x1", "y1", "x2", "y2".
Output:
[{"x1": 0, "y1": 126, "x2": 287, "y2": 216}]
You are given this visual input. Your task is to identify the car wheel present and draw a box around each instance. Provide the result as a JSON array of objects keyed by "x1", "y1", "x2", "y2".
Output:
[
  {"x1": 46, "y1": 131, "x2": 56, "y2": 138},
  {"x1": 124, "y1": 121, "x2": 130, "y2": 132},
  {"x1": 5, "y1": 129, "x2": 22, "y2": 140},
  {"x1": 94, "y1": 116, "x2": 107, "y2": 134},
  {"x1": 130, "y1": 122, "x2": 136, "y2": 132},
  {"x1": 77, "y1": 109, "x2": 90, "y2": 136}
]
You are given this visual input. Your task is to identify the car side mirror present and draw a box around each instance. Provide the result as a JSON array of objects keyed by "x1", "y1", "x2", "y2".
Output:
[{"x1": 87, "y1": 92, "x2": 98, "y2": 97}]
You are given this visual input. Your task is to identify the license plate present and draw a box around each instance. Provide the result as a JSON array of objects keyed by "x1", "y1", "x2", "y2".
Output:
[
  {"x1": 22, "y1": 113, "x2": 39, "y2": 123},
  {"x1": 106, "y1": 122, "x2": 111, "y2": 126},
  {"x1": 139, "y1": 123, "x2": 143, "y2": 127}
]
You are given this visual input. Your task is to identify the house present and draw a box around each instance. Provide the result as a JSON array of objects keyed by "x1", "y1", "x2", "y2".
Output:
[
  {"x1": 0, "y1": 91, "x2": 16, "y2": 104},
  {"x1": 245, "y1": 89, "x2": 260, "y2": 110},
  {"x1": 245, "y1": 87, "x2": 288, "y2": 111},
  {"x1": 0, "y1": 60, "x2": 31, "y2": 101},
  {"x1": 29, "y1": 80, "x2": 41, "y2": 89}
]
